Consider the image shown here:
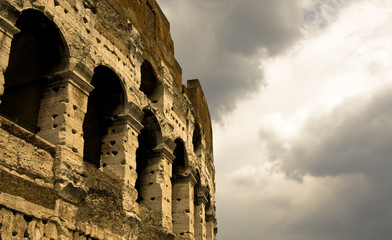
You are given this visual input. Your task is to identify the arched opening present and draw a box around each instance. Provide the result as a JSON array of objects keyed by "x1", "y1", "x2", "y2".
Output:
[
  {"x1": 82, "y1": 66, "x2": 125, "y2": 167},
  {"x1": 136, "y1": 109, "x2": 162, "y2": 202},
  {"x1": 140, "y1": 60, "x2": 162, "y2": 102},
  {"x1": 0, "y1": 9, "x2": 69, "y2": 132},
  {"x1": 172, "y1": 138, "x2": 187, "y2": 179},
  {"x1": 193, "y1": 124, "x2": 202, "y2": 154}
]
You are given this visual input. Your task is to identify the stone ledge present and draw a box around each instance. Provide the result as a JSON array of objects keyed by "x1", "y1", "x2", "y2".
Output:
[
  {"x1": 0, "y1": 192, "x2": 56, "y2": 219},
  {"x1": 0, "y1": 115, "x2": 56, "y2": 157}
]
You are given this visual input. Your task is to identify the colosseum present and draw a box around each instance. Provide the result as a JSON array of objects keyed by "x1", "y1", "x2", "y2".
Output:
[{"x1": 0, "y1": 0, "x2": 217, "y2": 239}]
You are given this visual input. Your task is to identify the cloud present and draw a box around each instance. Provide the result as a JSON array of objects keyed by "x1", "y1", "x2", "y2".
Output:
[
  {"x1": 251, "y1": 86, "x2": 392, "y2": 240},
  {"x1": 157, "y1": 0, "x2": 308, "y2": 120},
  {"x1": 277, "y1": 87, "x2": 392, "y2": 180},
  {"x1": 210, "y1": 1, "x2": 392, "y2": 239}
]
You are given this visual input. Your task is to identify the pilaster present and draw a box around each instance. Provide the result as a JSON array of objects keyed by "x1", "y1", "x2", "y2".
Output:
[
  {"x1": 194, "y1": 187, "x2": 209, "y2": 240},
  {"x1": 0, "y1": 16, "x2": 19, "y2": 103},
  {"x1": 172, "y1": 173, "x2": 197, "y2": 239},
  {"x1": 206, "y1": 214, "x2": 217, "y2": 240},
  {"x1": 138, "y1": 142, "x2": 175, "y2": 230},
  {"x1": 36, "y1": 68, "x2": 93, "y2": 199}
]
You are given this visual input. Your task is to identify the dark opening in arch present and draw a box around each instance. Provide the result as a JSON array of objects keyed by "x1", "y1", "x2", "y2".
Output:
[
  {"x1": 172, "y1": 138, "x2": 187, "y2": 179},
  {"x1": 194, "y1": 169, "x2": 202, "y2": 205},
  {"x1": 136, "y1": 109, "x2": 162, "y2": 202},
  {"x1": 140, "y1": 60, "x2": 162, "y2": 102},
  {"x1": 0, "y1": 9, "x2": 69, "y2": 132},
  {"x1": 193, "y1": 124, "x2": 202, "y2": 154},
  {"x1": 83, "y1": 66, "x2": 125, "y2": 167}
]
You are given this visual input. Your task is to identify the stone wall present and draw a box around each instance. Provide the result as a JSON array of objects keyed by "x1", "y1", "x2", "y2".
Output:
[{"x1": 0, "y1": 0, "x2": 217, "y2": 239}]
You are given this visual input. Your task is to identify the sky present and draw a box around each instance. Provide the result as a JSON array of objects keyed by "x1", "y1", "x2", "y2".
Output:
[{"x1": 156, "y1": 0, "x2": 392, "y2": 239}]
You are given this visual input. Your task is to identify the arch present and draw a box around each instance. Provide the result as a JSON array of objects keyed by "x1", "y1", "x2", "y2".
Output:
[
  {"x1": 82, "y1": 65, "x2": 126, "y2": 167},
  {"x1": 135, "y1": 109, "x2": 162, "y2": 202},
  {"x1": 192, "y1": 124, "x2": 202, "y2": 154},
  {"x1": 172, "y1": 138, "x2": 187, "y2": 179},
  {"x1": 0, "y1": 9, "x2": 69, "y2": 132},
  {"x1": 139, "y1": 60, "x2": 162, "y2": 102}
]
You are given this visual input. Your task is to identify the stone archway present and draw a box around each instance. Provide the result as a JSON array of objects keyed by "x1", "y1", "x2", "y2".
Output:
[
  {"x1": 0, "y1": 9, "x2": 69, "y2": 133},
  {"x1": 83, "y1": 65, "x2": 125, "y2": 167}
]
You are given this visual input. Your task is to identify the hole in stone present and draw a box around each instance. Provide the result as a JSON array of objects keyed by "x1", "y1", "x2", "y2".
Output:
[
  {"x1": 73, "y1": 105, "x2": 78, "y2": 110},
  {"x1": 72, "y1": 147, "x2": 78, "y2": 153},
  {"x1": 179, "y1": 232, "x2": 184, "y2": 236},
  {"x1": 52, "y1": 114, "x2": 58, "y2": 119},
  {"x1": 12, "y1": 231, "x2": 17, "y2": 236},
  {"x1": 54, "y1": 0, "x2": 60, "y2": 6},
  {"x1": 177, "y1": 198, "x2": 181, "y2": 202},
  {"x1": 150, "y1": 197, "x2": 155, "y2": 201},
  {"x1": 150, "y1": 170, "x2": 155, "y2": 174},
  {"x1": 106, "y1": 152, "x2": 110, "y2": 156},
  {"x1": 23, "y1": 215, "x2": 33, "y2": 223},
  {"x1": 149, "y1": 182, "x2": 153, "y2": 185},
  {"x1": 110, "y1": 141, "x2": 116, "y2": 146},
  {"x1": 103, "y1": 163, "x2": 107, "y2": 167},
  {"x1": 121, "y1": 159, "x2": 126, "y2": 165},
  {"x1": 72, "y1": 129, "x2": 77, "y2": 134},
  {"x1": 64, "y1": 8, "x2": 69, "y2": 13},
  {"x1": 0, "y1": 223, "x2": 2, "y2": 229},
  {"x1": 83, "y1": 17, "x2": 88, "y2": 23},
  {"x1": 111, "y1": 129, "x2": 116, "y2": 133},
  {"x1": 73, "y1": 6, "x2": 79, "y2": 12},
  {"x1": 53, "y1": 124, "x2": 58, "y2": 128},
  {"x1": 96, "y1": 38, "x2": 101, "y2": 43},
  {"x1": 185, "y1": 209, "x2": 190, "y2": 213},
  {"x1": 129, "y1": 165, "x2": 133, "y2": 170},
  {"x1": 86, "y1": 28, "x2": 90, "y2": 34},
  {"x1": 112, "y1": 151, "x2": 118, "y2": 156},
  {"x1": 53, "y1": 87, "x2": 60, "y2": 93}
]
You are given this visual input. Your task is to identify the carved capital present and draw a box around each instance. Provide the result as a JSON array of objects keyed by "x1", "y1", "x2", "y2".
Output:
[{"x1": 0, "y1": 16, "x2": 19, "y2": 38}]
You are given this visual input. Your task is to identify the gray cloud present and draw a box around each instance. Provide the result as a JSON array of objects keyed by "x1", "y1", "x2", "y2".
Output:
[
  {"x1": 279, "y1": 87, "x2": 392, "y2": 179},
  {"x1": 257, "y1": 86, "x2": 392, "y2": 239},
  {"x1": 158, "y1": 0, "x2": 306, "y2": 120}
]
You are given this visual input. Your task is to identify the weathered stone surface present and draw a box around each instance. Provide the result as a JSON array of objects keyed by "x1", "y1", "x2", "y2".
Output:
[{"x1": 0, "y1": 0, "x2": 216, "y2": 239}]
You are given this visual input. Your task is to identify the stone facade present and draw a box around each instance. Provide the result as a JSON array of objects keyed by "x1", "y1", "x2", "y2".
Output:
[{"x1": 0, "y1": 0, "x2": 217, "y2": 239}]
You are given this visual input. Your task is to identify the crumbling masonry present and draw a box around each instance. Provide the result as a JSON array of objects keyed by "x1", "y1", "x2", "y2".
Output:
[{"x1": 0, "y1": 0, "x2": 217, "y2": 239}]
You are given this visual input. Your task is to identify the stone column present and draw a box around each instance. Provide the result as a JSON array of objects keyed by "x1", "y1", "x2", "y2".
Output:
[
  {"x1": 36, "y1": 69, "x2": 93, "y2": 201},
  {"x1": 172, "y1": 173, "x2": 197, "y2": 239},
  {"x1": 139, "y1": 143, "x2": 175, "y2": 230},
  {"x1": 0, "y1": 16, "x2": 19, "y2": 104},
  {"x1": 100, "y1": 111, "x2": 144, "y2": 212},
  {"x1": 194, "y1": 187, "x2": 208, "y2": 240},
  {"x1": 206, "y1": 214, "x2": 217, "y2": 240}
]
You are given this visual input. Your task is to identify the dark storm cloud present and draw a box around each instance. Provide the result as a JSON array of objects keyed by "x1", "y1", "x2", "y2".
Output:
[
  {"x1": 157, "y1": 0, "x2": 305, "y2": 120},
  {"x1": 258, "y1": 86, "x2": 392, "y2": 239},
  {"x1": 280, "y1": 87, "x2": 392, "y2": 179}
]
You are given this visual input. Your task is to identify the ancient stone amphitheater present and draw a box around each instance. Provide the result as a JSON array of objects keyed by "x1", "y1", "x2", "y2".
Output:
[{"x1": 0, "y1": 0, "x2": 216, "y2": 239}]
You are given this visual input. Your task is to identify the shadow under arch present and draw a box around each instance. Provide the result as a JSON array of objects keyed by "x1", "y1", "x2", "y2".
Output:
[
  {"x1": 1, "y1": 9, "x2": 70, "y2": 132},
  {"x1": 140, "y1": 60, "x2": 163, "y2": 103},
  {"x1": 82, "y1": 65, "x2": 126, "y2": 167},
  {"x1": 193, "y1": 124, "x2": 203, "y2": 155},
  {"x1": 135, "y1": 109, "x2": 163, "y2": 202},
  {"x1": 172, "y1": 138, "x2": 188, "y2": 179}
]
